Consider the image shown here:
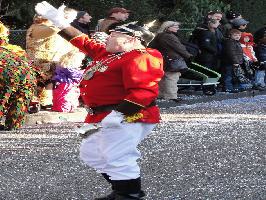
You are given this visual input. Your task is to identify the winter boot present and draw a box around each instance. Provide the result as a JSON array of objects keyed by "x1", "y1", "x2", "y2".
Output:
[
  {"x1": 114, "y1": 191, "x2": 145, "y2": 200},
  {"x1": 112, "y1": 178, "x2": 145, "y2": 200}
]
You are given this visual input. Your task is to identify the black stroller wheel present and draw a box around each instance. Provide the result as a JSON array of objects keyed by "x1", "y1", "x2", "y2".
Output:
[
  {"x1": 202, "y1": 85, "x2": 216, "y2": 96},
  {"x1": 28, "y1": 103, "x2": 41, "y2": 114}
]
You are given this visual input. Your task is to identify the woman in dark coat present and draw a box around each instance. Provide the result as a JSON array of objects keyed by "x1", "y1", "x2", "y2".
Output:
[{"x1": 149, "y1": 21, "x2": 193, "y2": 102}]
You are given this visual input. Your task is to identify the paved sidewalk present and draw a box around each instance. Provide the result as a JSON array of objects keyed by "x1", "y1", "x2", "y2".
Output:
[{"x1": 25, "y1": 89, "x2": 266, "y2": 125}]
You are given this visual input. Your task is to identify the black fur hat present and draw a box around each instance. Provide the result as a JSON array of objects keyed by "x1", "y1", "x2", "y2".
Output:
[
  {"x1": 226, "y1": 10, "x2": 241, "y2": 20},
  {"x1": 76, "y1": 11, "x2": 87, "y2": 20},
  {"x1": 110, "y1": 22, "x2": 154, "y2": 46}
]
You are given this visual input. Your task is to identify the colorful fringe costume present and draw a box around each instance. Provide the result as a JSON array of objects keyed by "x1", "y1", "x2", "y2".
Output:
[{"x1": 0, "y1": 22, "x2": 36, "y2": 130}]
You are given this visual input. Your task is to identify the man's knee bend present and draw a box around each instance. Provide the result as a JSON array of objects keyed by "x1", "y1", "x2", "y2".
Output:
[
  {"x1": 79, "y1": 143, "x2": 104, "y2": 169},
  {"x1": 79, "y1": 150, "x2": 99, "y2": 168},
  {"x1": 80, "y1": 143, "x2": 94, "y2": 162}
]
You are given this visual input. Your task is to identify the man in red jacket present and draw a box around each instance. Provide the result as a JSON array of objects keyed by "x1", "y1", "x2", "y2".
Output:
[{"x1": 35, "y1": 2, "x2": 164, "y2": 200}]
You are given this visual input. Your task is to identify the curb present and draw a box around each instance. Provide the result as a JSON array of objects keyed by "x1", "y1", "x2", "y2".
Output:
[
  {"x1": 157, "y1": 89, "x2": 266, "y2": 108},
  {"x1": 25, "y1": 108, "x2": 87, "y2": 125}
]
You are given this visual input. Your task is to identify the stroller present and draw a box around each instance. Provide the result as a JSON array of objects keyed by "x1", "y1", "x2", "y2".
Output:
[{"x1": 177, "y1": 62, "x2": 221, "y2": 95}]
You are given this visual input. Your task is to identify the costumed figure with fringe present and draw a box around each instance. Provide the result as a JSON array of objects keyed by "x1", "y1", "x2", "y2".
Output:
[{"x1": 0, "y1": 21, "x2": 37, "y2": 130}]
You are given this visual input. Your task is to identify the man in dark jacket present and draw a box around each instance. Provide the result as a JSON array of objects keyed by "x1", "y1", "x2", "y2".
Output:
[
  {"x1": 71, "y1": 11, "x2": 92, "y2": 34},
  {"x1": 192, "y1": 18, "x2": 219, "y2": 70},
  {"x1": 191, "y1": 11, "x2": 224, "y2": 72},
  {"x1": 254, "y1": 29, "x2": 266, "y2": 90}
]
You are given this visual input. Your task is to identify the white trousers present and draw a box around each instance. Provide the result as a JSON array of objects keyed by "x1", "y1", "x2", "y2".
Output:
[{"x1": 80, "y1": 122, "x2": 156, "y2": 180}]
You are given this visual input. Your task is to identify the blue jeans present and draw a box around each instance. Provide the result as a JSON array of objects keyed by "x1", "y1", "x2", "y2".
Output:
[
  {"x1": 223, "y1": 64, "x2": 253, "y2": 91},
  {"x1": 223, "y1": 64, "x2": 234, "y2": 90},
  {"x1": 255, "y1": 70, "x2": 266, "y2": 87}
]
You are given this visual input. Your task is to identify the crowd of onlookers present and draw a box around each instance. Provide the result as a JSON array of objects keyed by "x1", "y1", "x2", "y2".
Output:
[
  {"x1": 22, "y1": 8, "x2": 266, "y2": 106},
  {"x1": 1, "y1": 5, "x2": 266, "y2": 130},
  {"x1": 141, "y1": 10, "x2": 266, "y2": 102},
  {"x1": 25, "y1": 8, "x2": 266, "y2": 106},
  {"x1": 189, "y1": 10, "x2": 266, "y2": 94},
  {"x1": 149, "y1": 10, "x2": 266, "y2": 102}
]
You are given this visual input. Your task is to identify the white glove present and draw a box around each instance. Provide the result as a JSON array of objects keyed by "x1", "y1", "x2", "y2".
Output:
[
  {"x1": 64, "y1": 9, "x2": 78, "y2": 24},
  {"x1": 35, "y1": 1, "x2": 73, "y2": 29},
  {"x1": 101, "y1": 110, "x2": 124, "y2": 128},
  {"x1": 75, "y1": 123, "x2": 101, "y2": 138}
]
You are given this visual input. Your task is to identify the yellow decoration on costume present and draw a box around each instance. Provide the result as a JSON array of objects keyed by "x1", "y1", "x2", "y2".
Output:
[
  {"x1": 0, "y1": 22, "x2": 9, "y2": 37},
  {"x1": 0, "y1": 21, "x2": 10, "y2": 44},
  {"x1": 0, "y1": 22, "x2": 25, "y2": 54},
  {"x1": 39, "y1": 89, "x2": 53, "y2": 106},
  {"x1": 5, "y1": 44, "x2": 25, "y2": 55},
  {"x1": 125, "y1": 113, "x2": 144, "y2": 123}
]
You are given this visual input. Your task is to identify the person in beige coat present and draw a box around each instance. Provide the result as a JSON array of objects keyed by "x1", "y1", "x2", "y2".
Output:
[{"x1": 26, "y1": 9, "x2": 80, "y2": 108}]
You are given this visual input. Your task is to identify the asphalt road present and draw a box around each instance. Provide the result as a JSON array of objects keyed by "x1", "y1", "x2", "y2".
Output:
[{"x1": 1, "y1": 95, "x2": 266, "y2": 200}]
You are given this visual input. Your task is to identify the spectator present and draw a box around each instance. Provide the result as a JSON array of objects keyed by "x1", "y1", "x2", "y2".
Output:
[
  {"x1": 206, "y1": 11, "x2": 223, "y2": 46},
  {"x1": 26, "y1": 15, "x2": 59, "y2": 109},
  {"x1": 192, "y1": 18, "x2": 219, "y2": 71},
  {"x1": 205, "y1": 10, "x2": 224, "y2": 73},
  {"x1": 52, "y1": 49, "x2": 85, "y2": 112},
  {"x1": 71, "y1": 11, "x2": 92, "y2": 34},
  {"x1": 254, "y1": 28, "x2": 266, "y2": 90},
  {"x1": 239, "y1": 32, "x2": 257, "y2": 84},
  {"x1": 149, "y1": 21, "x2": 193, "y2": 102},
  {"x1": 0, "y1": 21, "x2": 37, "y2": 130},
  {"x1": 221, "y1": 10, "x2": 242, "y2": 37},
  {"x1": 206, "y1": 10, "x2": 223, "y2": 22},
  {"x1": 70, "y1": 10, "x2": 93, "y2": 87},
  {"x1": 221, "y1": 29, "x2": 252, "y2": 93},
  {"x1": 26, "y1": 8, "x2": 79, "y2": 109},
  {"x1": 254, "y1": 23, "x2": 266, "y2": 44},
  {"x1": 231, "y1": 18, "x2": 249, "y2": 32},
  {"x1": 95, "y1": 7, "x2": 130, "y2": 33}
]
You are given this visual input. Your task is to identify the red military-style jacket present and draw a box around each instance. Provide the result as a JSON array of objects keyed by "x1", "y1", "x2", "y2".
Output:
[{"x1": 67, "y1": 33, "x2": 164, "y2": 123}]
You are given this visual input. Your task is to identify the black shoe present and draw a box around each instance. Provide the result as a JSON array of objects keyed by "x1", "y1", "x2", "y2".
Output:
[
  {"x1": 95, "y1": 191, "x2": 116, "y2": 200},
  {"x1": 114, "y1": 191, "x2": 145, "y2": 200},
  {"x1": 40, "y1": 104, "x2": 52, "y2": 110},
  {"x1": 0, "y1": 124, "x2": 5, "y2": 130},
  {"x1": 170, "y1": 97, "x2": 182, "y2": 103},
  {"x1": 254, "y1": 85, "x2": 266, "y2": 91},
  {"x1": 239, "y1": 87, "x2": 253, "y2": 92},
  {"x1": 0, "y1": 125, "x2": 13, "y2": 131},
  {"x1": 224, "y1": 89, "x2": 239, "y2": 93}
]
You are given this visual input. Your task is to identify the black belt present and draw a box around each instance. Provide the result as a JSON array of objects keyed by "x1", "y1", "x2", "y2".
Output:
[
  {"x1": 91, "y1": 104, "x2": 119, "y2": 114},
  {"x1": 89, "y1": 101, "x2": 156, "y2": 114}
]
